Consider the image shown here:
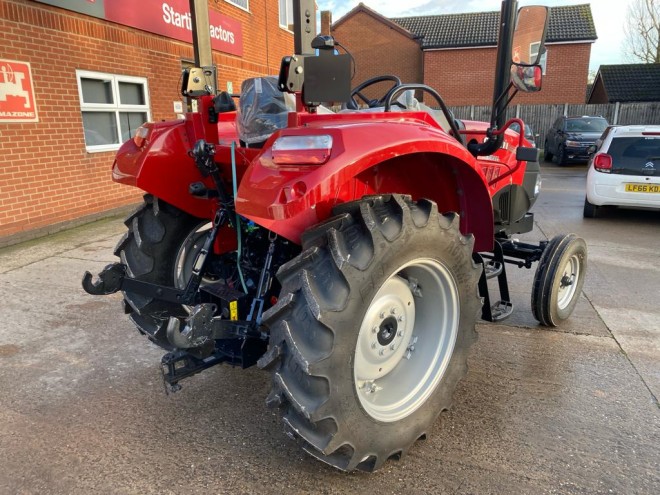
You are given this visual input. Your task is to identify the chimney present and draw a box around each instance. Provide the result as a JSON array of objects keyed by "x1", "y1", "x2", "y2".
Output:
[{"x1": 321, "y1": 10, "x2": 332, "y2": 35}]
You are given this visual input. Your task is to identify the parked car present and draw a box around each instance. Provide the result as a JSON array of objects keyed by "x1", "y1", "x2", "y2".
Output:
[
  {"x1": 544, "y1": 115, "x2": 609, "y2": 165},
  {"x1": 510, "y1": 120, "x2": 537, "y2": 148},
  {"x1": 593, "y1": 125, "x2": 620, "y2": 153},
  {"x1": 584, "y1": 125, "x2": 660, "y2": 218}
]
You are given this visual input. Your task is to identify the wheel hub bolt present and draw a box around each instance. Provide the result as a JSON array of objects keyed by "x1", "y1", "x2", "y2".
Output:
[
  {"x1": 397, "y1": 330, "x2": 404, "y2": 337},
  {"x1": 391, "y1": 307, "x2": 398, "y2": 315},
  {"x1": 379, "y1": 349, "x2": 385, "y2": 356},
  {"x1": 379, "y1": 312, "x2": 385, "y2": 319},
  {"x1": 398, "y1": 315, "x2": 404, "y2": 322},
  {"x1": 363, "y1": 381, "x2": 381, "y2": 394},
  {"x1": 372, "y1": 326, "x2": 378, "y2": 333},
  {"x1": 371, "y1": 342, "x2": 377, "y2": 349},
  {"x1": 390, "y1": 344, "x2": 396, "y2": 350}
]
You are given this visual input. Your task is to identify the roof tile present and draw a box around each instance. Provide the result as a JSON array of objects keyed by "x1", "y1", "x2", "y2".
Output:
[
  {"x1": 391, "y1": 4, "x2": 596, "y2": 50},
  {"x1": 597, "y1": 64, "x2": 660, "y2": 102}
]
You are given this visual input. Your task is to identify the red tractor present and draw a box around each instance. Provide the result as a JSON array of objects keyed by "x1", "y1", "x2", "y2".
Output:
[{"x1": 83, "y1": 0, "x2": 586, "y2": 472}]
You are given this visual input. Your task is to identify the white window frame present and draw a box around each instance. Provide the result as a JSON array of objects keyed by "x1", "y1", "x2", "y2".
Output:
[
  {"x1": 225, "y1": 0, "x2": 249, "y2": 13},
  {"x1": 279, "y1": 0, "x2": 294, "y2": 31},
  {"x1": 529, "y1": 42, "x2": 547, "y2": 75},
  {"x1": 76, "y1": 70, "x2": 151, "y2": 153}
]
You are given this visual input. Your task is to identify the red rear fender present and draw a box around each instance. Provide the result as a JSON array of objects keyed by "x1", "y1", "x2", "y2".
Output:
[
  {"x1": 112, "y1": 115, "x2": 239, "y2": 219},
  {"x1": 236, "y1": 121, "x2": 493, "y2": 251}
]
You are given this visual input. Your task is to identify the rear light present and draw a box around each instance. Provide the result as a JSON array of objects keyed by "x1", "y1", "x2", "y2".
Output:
[
  {"x1": 272, "y1": 135, "x2": 332, "y2": 165},
  {"x1": 593, "y1": 153, "x2": 612, "y2": 173},
  {"x1": 133, "y1": 126, "x2": 150, "y2": 148}
]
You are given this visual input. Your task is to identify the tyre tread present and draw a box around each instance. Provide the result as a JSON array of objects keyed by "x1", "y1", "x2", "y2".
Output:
[{"x1": 264, "y1": 194, "x2": 481, "y2": 471}]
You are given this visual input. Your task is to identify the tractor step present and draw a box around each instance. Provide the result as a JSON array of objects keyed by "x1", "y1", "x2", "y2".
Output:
[
  {"x1": 474, "y1": 241, "x2": 513, "y2": 323},
  {"x1": 485, "y1": 261, "x2": 503, "y2": 279},
  {"x1": 489, "y1": 300, "x2": 514, "y2": 321}
]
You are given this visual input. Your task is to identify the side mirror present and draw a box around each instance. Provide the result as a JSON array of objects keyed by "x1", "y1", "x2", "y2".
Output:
[{"x1": 510, "y1": 6, "x2": 548, "y2": 93}]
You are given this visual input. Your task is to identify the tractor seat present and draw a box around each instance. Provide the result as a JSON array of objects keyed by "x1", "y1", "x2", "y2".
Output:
[{"x1": 237, "y1": 76, "x2": 289, "y2": 148}]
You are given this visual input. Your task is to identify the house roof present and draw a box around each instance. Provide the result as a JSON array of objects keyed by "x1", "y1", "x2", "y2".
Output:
[
  {"x1": 332, "y1": 3, "x2": 418, "y2": 41},
  {"x1": 590, "y1": 64, "x2": 660, "y2": 102},
  {"x1": 390, "y1": 4, "x2": 597, "y2": 50}
]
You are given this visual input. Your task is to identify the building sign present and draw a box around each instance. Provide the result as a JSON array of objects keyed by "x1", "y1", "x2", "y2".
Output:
[
  {"x1": 0, "y1": 59, "x2": 38, "y2": 123},
  {"x1": 34, "y1": 0, "x2": 243, "y2": 57}
]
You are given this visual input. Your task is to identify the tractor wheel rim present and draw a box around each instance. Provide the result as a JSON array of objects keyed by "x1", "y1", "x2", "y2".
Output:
[
  {"x1": 354, "y1": 258, "x2": 460, "y2": 423},
  {"x1": 174, "y1": 222, "x2": 212, "y2": 303},
  {"x1": 557, "y1": 253, "x2": 580, "y2": 310}
]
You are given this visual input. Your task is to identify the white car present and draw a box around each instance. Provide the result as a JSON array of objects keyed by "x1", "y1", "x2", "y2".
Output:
[{"x1": 584, "y1": 125, "x2": 660, "y2": 217}]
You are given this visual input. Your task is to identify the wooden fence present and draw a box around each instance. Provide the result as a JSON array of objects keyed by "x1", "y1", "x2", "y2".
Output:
[{"x1": 448, "y1": 102, "x2": 660, "y2": 150}]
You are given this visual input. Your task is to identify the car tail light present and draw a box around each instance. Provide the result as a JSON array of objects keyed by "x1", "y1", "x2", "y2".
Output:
[
  {"x1": 272, "y1": 135, "x2": 332, "y2": 165},
  {"x1": 593, "y1": 153, "x2": 612, "y2": 173},
  {"x1": 133, "y1": 126, "x2": 150, "y2": 148}
]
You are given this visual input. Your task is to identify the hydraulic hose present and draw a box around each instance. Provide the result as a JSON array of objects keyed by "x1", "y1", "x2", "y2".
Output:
[{"x1": 231, "y1": 141, "x2": 249, "y2": 294}]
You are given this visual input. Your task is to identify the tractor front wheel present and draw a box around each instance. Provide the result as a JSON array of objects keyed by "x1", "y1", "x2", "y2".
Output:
[
  {"x1": 259, "y1": 195, "x2": 481, "y2": 471},
  {"x1": 531, "y1": 234, "x2": 587, "y2": 326}
]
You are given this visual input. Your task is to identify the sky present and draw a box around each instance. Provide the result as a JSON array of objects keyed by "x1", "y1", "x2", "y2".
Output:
[{"x1": 316, "y1": 0, "x2": 636, "y2": 74}]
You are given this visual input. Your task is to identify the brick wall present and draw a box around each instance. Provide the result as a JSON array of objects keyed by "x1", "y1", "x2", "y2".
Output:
[
  {"x1": 332, "y1": 11, "x2": 422, "y2": 101},
  {"x1": 587, "y1": 78, "x2": 608, "y2": 104},
  {"x1": 0, "y1": 0, "x2": 293, "y2": 241},
  {"x1": 424, "y1": 43, "x2": 592, "y2": 106}
]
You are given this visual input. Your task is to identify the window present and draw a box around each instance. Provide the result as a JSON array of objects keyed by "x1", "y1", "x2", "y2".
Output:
[
  {"x1": 279, "y1": 0, "x2": 293, "y2": 30},
  {"x1": 529, "y1": 42, "x2": 547, "y2": 75},
  {"x1": 225, "y1": 0, "x2": 249, "y2": 11},
  {"x1": 76, "y1": 70, "x2": 150, "y2": 152}
]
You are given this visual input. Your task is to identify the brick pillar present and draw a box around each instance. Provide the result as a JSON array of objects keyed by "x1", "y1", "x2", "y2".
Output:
[{"x1": 321, "y1": 11, "x2": 332, "y2": 36}]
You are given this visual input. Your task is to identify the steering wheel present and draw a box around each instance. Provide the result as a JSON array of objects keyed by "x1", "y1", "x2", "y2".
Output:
[{"x1": 346, "y1": 75, "x2": 402, "y2": 110}]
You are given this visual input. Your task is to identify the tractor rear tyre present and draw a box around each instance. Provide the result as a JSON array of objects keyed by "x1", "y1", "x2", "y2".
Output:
[
  {"x1": 259, "y1": 195, "x2": 481, "y2": 472},
  {"x1": 531, "y1": 233, "x2": 587, "y2": 326},
  {"x1": 114, "y1": 194, "x2": 208, "y2": 349}
]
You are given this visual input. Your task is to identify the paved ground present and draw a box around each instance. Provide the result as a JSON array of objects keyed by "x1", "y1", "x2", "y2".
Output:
[{"x1": 0, "y1": 161, "x2": 658, "y2": 494}]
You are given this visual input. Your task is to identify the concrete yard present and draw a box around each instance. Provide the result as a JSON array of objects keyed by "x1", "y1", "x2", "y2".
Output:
[{"x1": 0, "y1": 162, "x2": 658, "y2": 494}]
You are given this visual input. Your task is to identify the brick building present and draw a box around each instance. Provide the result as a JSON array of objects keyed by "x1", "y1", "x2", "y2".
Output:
[
  {"x1": 331, "y1": 3, "x2": 597, "y2": 107},
  {"x1": 0, "y1": 0, "x2": 295, "y2": 245}
]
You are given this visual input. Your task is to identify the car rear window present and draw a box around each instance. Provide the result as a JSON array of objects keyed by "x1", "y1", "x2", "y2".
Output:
[
  {"x1": 565, "y1": 118, "x2": 608, "y2": 133},
  {"x1": 607, "y1": 136, "x2": 660, "y2": 175}
]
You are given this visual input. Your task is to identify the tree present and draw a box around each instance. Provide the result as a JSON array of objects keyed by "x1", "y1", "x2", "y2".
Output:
[{"x1": 623, "y1": 0, "x2": 660, "y2": 63}]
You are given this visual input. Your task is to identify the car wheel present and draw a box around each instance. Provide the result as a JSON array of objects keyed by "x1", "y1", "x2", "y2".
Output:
[
  {"x1": 543, "y1": 140, "x2": 553, "y2": 161},
  {"x1": 583, "y1": 197, "x2": 600, "y2": 218},
  {"x1": 557, "y1": 144, "x2": 568, "y2": 166}
]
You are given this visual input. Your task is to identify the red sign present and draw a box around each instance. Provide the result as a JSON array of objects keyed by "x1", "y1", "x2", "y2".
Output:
[
  {"x1": 105, "y1": 0, "x2": 243, "y2": 57},
  {"x1": 0, "y1": 59, "x2": 38, "y2": 123},
  {"x1": 34, "y1": 0, "x2": 243, "y2": 57}
]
